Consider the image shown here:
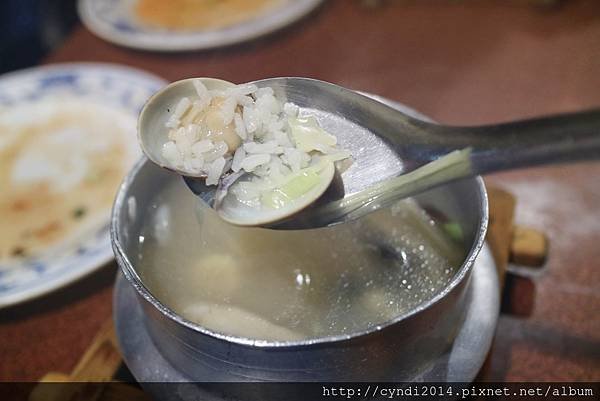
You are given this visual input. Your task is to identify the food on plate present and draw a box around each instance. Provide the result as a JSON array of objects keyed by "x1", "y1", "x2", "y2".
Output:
[
  {"x1": 135, "y1": 0, "x2": 283, "y2": 31},
  {"x1": 0, "y1": 100, "x2": 137, "y2": 262}
]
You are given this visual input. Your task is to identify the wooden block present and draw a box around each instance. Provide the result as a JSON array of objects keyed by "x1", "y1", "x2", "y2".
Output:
[
  {"x1": 30, "y1": 381, "x2": 151, "y2": 401},
  {"x1": 31, "y1": 319, "x2": 124, "y2": 401},
  {"x1": 510, "y1": 226, "x2": 548, "y2": 267},
  {"x1": 485, "y1": 186, "x2": 517, "y2": 289},
  {"x1": 70, "y1": 319, "x2": 122, "y2": 382},
  {"x1": 39, "y1": 372, "x2": 71, "y2": 382},
  {"x1": 29, "y1": 374, "x2": 75, "y2": 401},
  {"x1": 99, "y1": 383, "x2": 153, "y2": 401}
]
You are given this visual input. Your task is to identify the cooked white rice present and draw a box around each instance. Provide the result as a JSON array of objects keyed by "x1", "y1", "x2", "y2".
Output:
[{"x1": 161, "y1": 79, "x2": 349, "y2": 192}]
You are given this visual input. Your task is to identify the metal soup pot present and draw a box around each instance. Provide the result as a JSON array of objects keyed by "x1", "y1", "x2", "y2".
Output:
[
  {"x1": 111, "y1": 97, "x2": 488, "y2": 384},
  {"x1": 111, "y1": 160, "x2": 487, "y2": 382}
]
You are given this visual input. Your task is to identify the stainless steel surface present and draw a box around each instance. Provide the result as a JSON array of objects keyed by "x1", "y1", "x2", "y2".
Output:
[
  {"x1": 256, "y1": 78, "x2": 600, "y2": 229},
  {"x1": 174, "y1": 77, "x2": 600, "y2": 229},
  {"x1": 111, "y1": 99, "x2": 489, "y2": 383},
  {"x1": 114, "y1": 242, "x2": 499, "y2": 395},
  {"x1": 283, "y1": 148, "x2": 472, "y2": 229},
  {"x1": 249, "y1": 78, "x2": 600, "y2": 173},
  {"x1": 111, "y1": 168, "x2": 487, "y2": 381}
]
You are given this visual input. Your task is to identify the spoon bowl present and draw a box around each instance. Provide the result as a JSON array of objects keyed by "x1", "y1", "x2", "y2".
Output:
[
  {"x1": 140, "y1": 76, "x2": 385, "y2": 226},
  {"x1": 140, "y1": 77, "x2": 600, "y2": 229}
]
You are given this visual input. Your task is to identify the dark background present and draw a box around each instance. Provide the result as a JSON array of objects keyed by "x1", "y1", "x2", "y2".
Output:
[{"x1": 0, "y1": 0, "x2": 78, "y2": 73}]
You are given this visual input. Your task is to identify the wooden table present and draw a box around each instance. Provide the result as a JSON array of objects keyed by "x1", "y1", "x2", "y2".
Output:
[{"x1": 1, "y1": 0, "x2": 599, "y2": 382}]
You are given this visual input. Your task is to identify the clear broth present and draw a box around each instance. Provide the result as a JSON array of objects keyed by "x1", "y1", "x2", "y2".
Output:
[{"x1": 136, "y1": 179, "x2": 465, "y2": 341}]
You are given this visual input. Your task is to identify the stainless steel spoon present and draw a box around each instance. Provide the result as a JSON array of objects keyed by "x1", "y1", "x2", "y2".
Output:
[{"x1": 139, "y1": 77, "x2": 600, "y2": 229}]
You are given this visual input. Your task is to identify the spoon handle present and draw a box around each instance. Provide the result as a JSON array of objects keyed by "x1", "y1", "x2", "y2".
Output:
[
  {"x1": 443, "y1": 108, "x2": 600, "y2": 174},
  {"x1": 312, "y1": 109, "x2": 600, "y2": 227},
  {"x1": 311, "y1": 149, "x2": 474, "y2": 226}
]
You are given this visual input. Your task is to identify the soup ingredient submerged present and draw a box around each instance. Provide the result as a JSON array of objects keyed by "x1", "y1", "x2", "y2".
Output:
[{"x1": 136, "y1": 179, "x2": 465, "y2": 341}]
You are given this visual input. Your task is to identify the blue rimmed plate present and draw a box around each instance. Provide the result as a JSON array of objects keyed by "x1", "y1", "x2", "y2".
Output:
[
  {"x1": 77, "y1": 0, "x2": 323, "y2": 51},
  {"x1": 0, "y1": 63, "x2": 166, "y2": 308}
]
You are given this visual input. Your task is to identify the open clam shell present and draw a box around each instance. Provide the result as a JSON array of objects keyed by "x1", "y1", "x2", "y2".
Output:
[
  {"x1": 214, "y1": 161, "x2": 335, "y2": 226},
  {"x1": 137, "y1": 77, "x2": 236, "y2": 178}
]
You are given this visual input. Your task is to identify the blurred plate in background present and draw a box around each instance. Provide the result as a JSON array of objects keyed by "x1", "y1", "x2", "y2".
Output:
[
  {"x1": 77, "y1": 0, "x2": 323, "y2": 51},
  {"x1": 0, "y1": 63, "x2": 166, "y2": 308}
]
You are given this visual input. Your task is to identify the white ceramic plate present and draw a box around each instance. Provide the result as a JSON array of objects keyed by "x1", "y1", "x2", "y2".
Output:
[
  {"x1": 0, "y1": 63, "x2": 166, "y2": 308},
  {"x1": 78, "y1": 0, "x2": 323, "y2": 51}
]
